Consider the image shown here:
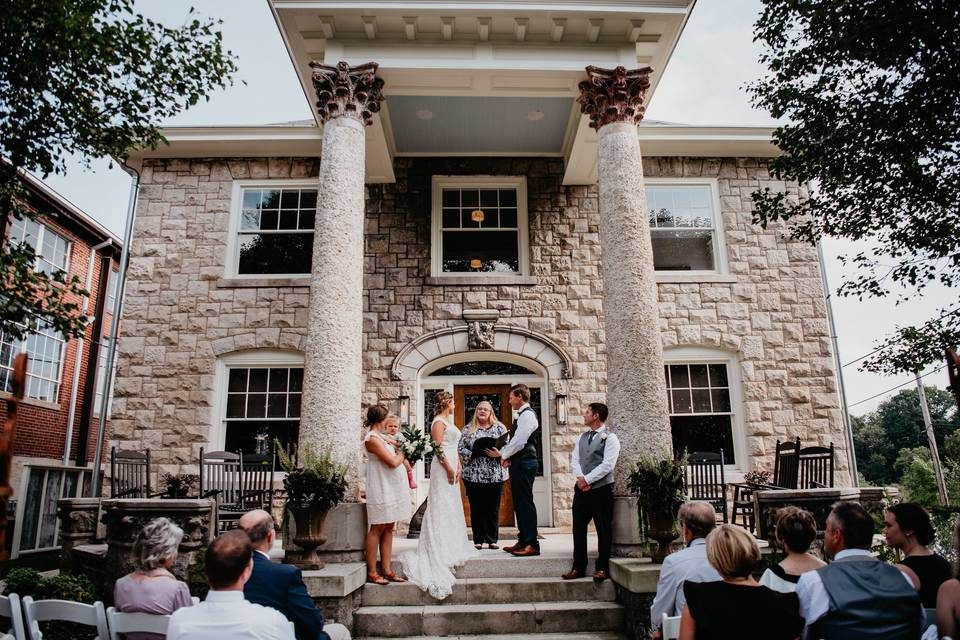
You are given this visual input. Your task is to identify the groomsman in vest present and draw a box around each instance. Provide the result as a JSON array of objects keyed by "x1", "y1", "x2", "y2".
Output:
[
  {"x1": 562, "y1": 402, "x2": 620, "y2": 582},
  {"x1": 489, "y1": 383, "x2": 541, "y2": 557}
]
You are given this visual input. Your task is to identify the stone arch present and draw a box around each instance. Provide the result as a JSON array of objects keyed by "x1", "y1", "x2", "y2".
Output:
[{"x1": 391, "y1": 325, "x2": 573, "y2": 383}]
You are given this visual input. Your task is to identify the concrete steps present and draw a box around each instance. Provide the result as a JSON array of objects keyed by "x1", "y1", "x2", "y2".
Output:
[
  {"x1": 385, "y1": 548, "x2": 598, "y2": 579},
  {"x1": 361, "y1": 576, "x2": 616, "y2": 606},
  {"x1": 353, "y1": 601, "x2": 625, "y2": 637}
]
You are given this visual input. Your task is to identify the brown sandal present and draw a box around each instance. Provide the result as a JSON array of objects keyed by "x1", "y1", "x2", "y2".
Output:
[
  {"x1": 367, "y1": 573, "x2": 389, "y2": 585},
  {"x1": 383, "y1": 572, "x2": 407, "y2": 583}
]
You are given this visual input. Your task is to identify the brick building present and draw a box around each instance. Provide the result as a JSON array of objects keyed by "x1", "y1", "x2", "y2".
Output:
[
  {"x1": 2, "y1": 171, "x2": 121, "y2": 557},
  {"x1": 114, "y1": 1, "x2": 855, "y2": 536}
]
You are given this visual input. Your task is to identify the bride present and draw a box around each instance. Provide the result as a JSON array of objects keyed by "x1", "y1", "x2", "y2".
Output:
[{"x1": 400, "y1": 390, "x2": 477, "y2": 599}]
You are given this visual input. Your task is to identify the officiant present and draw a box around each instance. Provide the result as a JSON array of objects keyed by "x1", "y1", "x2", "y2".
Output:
[{"x1": 458, "y1": 401, "x2": 508, "y2": 550}]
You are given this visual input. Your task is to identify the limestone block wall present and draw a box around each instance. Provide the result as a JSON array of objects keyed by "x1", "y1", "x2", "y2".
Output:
[{"x1": 109, "y1": 154, "x2": 850, "y2": 525}]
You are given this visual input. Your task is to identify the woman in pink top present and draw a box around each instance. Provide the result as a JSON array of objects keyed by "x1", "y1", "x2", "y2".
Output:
[{"x1": 113, "y1": 517, "x2": 193, "y2": 639}]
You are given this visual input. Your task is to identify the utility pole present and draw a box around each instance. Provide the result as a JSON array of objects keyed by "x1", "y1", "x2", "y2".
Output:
[{"x1": 916, "y1": 373, "x2": 949, "y2": 506}]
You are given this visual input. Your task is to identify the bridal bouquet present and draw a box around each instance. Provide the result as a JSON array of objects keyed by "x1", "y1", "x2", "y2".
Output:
[{"x1": 399, "y1": 424, "x2": 432, "y2": 463}]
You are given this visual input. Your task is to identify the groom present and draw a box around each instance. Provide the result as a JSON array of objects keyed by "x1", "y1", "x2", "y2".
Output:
[{"x1": 491, "y1": 383, "x2": 540, "y2": 557}]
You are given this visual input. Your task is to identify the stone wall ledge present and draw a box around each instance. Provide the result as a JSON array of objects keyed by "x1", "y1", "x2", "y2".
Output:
[
  {"x1": 654, "y1": 274, "x2": 738, "y2": 284},
  {"x1": 424, "y1": 275, "x2": 539, "y2": 286},
  {"x1": 610, "y1": 558, "x2": 660, "y2": 593},
  {"x1": 302, "y1": 562, "x2": 366, "y2": 598},
  {"x1": 217, "y1": 277, "x2": 311, "y2": 289}
]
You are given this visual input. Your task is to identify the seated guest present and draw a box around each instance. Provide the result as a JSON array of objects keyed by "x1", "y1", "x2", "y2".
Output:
[
  {"x1": 796, "y1": 501, "x2": 921, "y2": 640},
  {"x1": 680, "y1": 524, "x2": 804, "y2": 640},
  {"x1": 760, "y1": 506, "x2": 826, "y2": 593},
  {"x1": 239, "y1": 510, "x2": 351, "y2": 640},
  {"x1": 936, "y1": 515, "x2": 960, "y2": 638},
  {"x1": 884, "y1": 502, "x2": 952, "y2": 607},
  {"x1": 167, "y1": 530, "x2": 294, "y2": 640},
  {"x1": 649, "y1": 501, "x2": 722, "y2": 639},
  {"x1": 114, "y1": 517, "x2": 194, "y2": 640}
]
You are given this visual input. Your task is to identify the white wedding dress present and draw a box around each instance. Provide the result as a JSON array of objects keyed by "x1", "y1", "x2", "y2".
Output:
[{"x1": 400, "y1": 417, "x2": 478, "y2": 599}]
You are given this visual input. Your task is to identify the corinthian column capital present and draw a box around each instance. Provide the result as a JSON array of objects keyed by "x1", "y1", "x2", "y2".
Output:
[
  {"x1": 576, "y1": 65, "x2": 653, "y2": 130},
  {"x1": 309, "y1": 60, "x2": 385, "y2": 126}
]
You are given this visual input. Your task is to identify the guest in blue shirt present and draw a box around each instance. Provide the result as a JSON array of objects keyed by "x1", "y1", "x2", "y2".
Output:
[{"x1": 239, "y1": 510, "x2": 351, "y2": 640}]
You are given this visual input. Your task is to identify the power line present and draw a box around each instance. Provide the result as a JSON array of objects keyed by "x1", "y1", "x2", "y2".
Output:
[
  {"x1": 848, "y1": 365, "x2": 948, "y2": 408},
  {"x1": 841, "y1": 304, "x2": 960, "y2": 369}
]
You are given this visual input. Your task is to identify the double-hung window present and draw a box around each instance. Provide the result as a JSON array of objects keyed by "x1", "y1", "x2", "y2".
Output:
[
  {"x1": 646, "y1": 181, "x2": 725, "y2": 273},
  {"x1": 223, "y1": 365, "x2": 302, "y2": 458},
  {"x1": 431, "y1": 177, "x2": 529, "y2": 277},
  {"x1": 0, "y1": 320, "x2": 66, "y2": 403},
  {"x1": 229, "y1": 182, "x2": 317, "y2": 277},
  {"x1": 8, "y1": 216, "x2": 71, "y2": 275}
]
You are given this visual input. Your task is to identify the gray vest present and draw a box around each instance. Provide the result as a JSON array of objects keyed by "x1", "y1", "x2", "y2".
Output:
[
  {"x1": 578, "y1": 429, "x2": 614, "y2": 488},
  {"x1": 811, "y1": 554, "x2": 921, "y2": 640}
]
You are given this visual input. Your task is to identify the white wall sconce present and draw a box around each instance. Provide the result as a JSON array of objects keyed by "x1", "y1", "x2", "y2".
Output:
[
  {"x1": 556, "y1": 394, "x2": 568, "y2": 425},
  {"x1": 398, "y1": 395, "x2": 410, "y2": 426}
]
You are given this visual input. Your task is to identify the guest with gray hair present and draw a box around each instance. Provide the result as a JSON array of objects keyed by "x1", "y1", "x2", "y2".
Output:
[
  {"x1": 649, "y1": 501, "x2": 722, "y2": 639},
  {"x1": 114, "y1": 517, "x2": 194, "y2": 639}
]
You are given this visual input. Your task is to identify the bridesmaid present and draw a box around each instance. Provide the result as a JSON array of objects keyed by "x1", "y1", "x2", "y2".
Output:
[
  {"x1": 363, "y1": 403, "x2": 410, "y2": 585},
  {"x1": 458, "y1": 401, "x2": 508, "y2": 550}
]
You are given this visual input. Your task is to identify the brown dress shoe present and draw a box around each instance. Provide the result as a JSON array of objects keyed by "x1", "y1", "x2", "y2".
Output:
[
  {"x1": 502, "y1": 543, "x2": 520, "y2": 553},
  {"x1": 509, "y1": 545, "x2": 541, "y2": 557},
  {"x1": 561, "y1": 569, "x2": 584, "y2": 580},
  {"x1": 592, "y1": 570, "x2": 608, "y2": 582}
]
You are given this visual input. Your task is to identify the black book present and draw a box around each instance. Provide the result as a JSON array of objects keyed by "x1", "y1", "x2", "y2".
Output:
[{"x1": 470, "y1": 432, "x2": 510, "y2": 460}]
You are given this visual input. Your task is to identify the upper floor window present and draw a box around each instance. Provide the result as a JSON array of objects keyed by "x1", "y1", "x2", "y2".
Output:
[
  {"x1": 646, "y1": 181, "x2": 725, "y2": 273},
  {"x1": 0, "y1": 320, "x2": 66, "y2": 403},
  {"x1": 8, "y1": 217, "x2": 71, "y2": 275},
  {"x1": 431, "y1": 176, "x2": 529, "y2": 278},
  {"x1": 228, "y1": 182, "x2": 317, "y2": 278}
]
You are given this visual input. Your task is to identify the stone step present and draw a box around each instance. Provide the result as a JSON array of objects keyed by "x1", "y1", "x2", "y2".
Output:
[
  {"x1": 362, "y1": 576, "x2": 617, "y2": 606},
  {"x1": 353, "y1": 601, "x2": 625, "y2": 637},
  {"x1": 386, "y1": 549, "x2": 599, "y2": 579},
  {"x1": 356, "y1": 633, "x2": 627, "y2": 640}
]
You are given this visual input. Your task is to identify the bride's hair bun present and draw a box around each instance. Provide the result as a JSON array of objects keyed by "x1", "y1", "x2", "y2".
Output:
[
  {"x1": 433, "y1": 391, "x2": 454, "y2": 414},
  {"x1": 365, "y1": 403, "x2": 389, "y2": 427}
]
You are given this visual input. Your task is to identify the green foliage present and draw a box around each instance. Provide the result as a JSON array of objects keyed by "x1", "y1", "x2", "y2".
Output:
[
  {"x1": 627, "y1": 456, "x2": 687, "y2": 518},
  {"x1": 279, "y1": 443, "x2": 349, "y2": 513},
  {"x1": 160, "y1": 472, "x2": 199, "y2": 496},
  {"x1": 749, "y1": 0, "x2": 960, "y2": 375},
  {"x1": 1, "y1": 567, "x2": 43, "y2": 596},
  {"x1": 895, "y1": 447, "x2": 942, "y2": 508},
  {"x1": 0, "y1": 0, "x2": 238, "y2": 339},
  {"x1": 187, "y1": 548, "x2": 209, "y2": 601},
  {"x1": 1, "y1": 567, "x2": 96, "y2": 603}
]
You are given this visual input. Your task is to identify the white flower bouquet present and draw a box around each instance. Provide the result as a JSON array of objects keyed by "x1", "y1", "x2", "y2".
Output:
[{"x1": 399, "y1": 424, "x2": 432, "y2": 463}]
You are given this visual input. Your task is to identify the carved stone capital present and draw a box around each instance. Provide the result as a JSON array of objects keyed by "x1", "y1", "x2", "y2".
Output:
[
  {"x1": 576, "y1": 65, "x2": 653, "y2": 130},
  {"x1": 309, "y1": 61, "x2": 384, "y2": 126}
]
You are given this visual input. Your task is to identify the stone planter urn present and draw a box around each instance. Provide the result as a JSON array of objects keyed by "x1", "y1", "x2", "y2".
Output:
[
  {"x1": 288, "y1": 505, "x2": 329, "y2": 570},
  {"x1": 645, "y1": 509, "x2": 679, "y2": 564}
]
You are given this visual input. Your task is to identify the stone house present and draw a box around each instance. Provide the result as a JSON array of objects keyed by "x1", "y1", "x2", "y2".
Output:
[{"x1": 114, "y1": 1, "x2": 853, "y2": 531}]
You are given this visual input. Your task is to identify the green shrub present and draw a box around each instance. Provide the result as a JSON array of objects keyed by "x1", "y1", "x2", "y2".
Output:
[
  {"x1": 1, "y1": 567, "x2": 44, "y2": 597},
  {"x1": 1, "y1": 569, "x2": 98, "y2": 640},
  {"x1": 40, "y1": 574, "x2": 97, "y2": 603}
]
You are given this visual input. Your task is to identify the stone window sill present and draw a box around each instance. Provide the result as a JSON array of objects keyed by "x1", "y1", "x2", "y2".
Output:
[
  {"x1": 0, "y1": 391, "x2": 60, "y2": 411},
  {"x1": 217, "y1": 277, "x2": 311, "y2": 289},
  {"x1": 655, "y1": 273, "x2": 737, "y2": 284},
  {"x1": 425, "y1": 275, "x2": 538, "y2": 286}
]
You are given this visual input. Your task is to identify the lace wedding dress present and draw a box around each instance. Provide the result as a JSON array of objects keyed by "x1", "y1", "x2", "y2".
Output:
[{"x1": 400, "y1": 417, "x2": 477, "y2": 599}]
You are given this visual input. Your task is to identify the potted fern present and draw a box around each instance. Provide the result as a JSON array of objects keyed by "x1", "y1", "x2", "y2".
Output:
[
  {"x1": 278, "y1": 443, "x2": 348, "y2": 570},
  {"x1": 627, "y1": 456, "x2": 687, "y2": 563}
]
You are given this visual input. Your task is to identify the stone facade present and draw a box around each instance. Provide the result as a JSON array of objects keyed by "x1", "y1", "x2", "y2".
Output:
[{"x1": 110, "y1": 154, "x2": 850, "y2": 527}]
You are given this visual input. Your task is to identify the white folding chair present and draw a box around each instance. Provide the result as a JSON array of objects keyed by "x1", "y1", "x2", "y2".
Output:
[
  {"x1": 21, "y1": 597, "x2": 109, "y2": 640},
  {"x1": 105, "y1": 607, "x2": 171, "y2": 640},
  {"x1": 0, "y1": 593, "x2": 27, "y2": 639},
  {"x1": 661, "y1": 613, "x2": 681, "y2": 640}
]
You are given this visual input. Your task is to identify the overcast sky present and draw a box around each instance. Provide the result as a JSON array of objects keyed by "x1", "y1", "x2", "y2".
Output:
[{"x1": 40, "y1": 0, "x2": 952, "y2": 416}]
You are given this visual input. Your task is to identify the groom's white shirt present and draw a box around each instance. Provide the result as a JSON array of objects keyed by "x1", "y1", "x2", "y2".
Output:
[{"x1": 501, "y1": 402, "x2": 537, "y2": 460}]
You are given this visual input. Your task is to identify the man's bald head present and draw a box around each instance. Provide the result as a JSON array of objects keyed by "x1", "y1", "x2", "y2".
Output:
[
  {"x1": 678, "y1": 501, "x2": 717, "y2": 540},
  {"x1": 239, "y1": 509, "x2": 274, "y2": 551}
]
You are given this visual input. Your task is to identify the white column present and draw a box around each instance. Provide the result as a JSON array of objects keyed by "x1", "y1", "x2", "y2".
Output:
[
  {"x1": 578, "y1": 65, "x2": 673, "y2": 555},
  {"x1": 300, "y1": 62, "x2": 383, "y2": 496}
]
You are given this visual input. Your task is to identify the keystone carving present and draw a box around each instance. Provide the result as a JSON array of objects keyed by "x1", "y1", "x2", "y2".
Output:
[
  {"x1": 467, "y1": 321, "x2": 496, "y2": 350},
  {"x1": 576, "y1": 65, "x2": 653, "y2": 130},
  {"x1": 309, "y1": 61, "x2": 385, "y2": 125}
]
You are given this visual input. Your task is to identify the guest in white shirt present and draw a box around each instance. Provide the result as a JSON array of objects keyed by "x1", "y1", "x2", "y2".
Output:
[
  {"x1": 649, "y1": 501, "x2": 721, "y2": 639},
  {"x1": 167, "y1": 529, "x2": 294, "y2": 640},
  {"x1": 561, "y1": 402, "x2": 620, "y2": 582}
]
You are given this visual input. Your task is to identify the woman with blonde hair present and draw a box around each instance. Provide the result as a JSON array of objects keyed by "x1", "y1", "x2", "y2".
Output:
[
  {"x1": 401, "y1": 390, "x2": 477, "y2": 599},
  {"x1": 458, "y1": 400, "x2": 508, "y2": 549},
  {"x1": 679, "y1": 524, "x2": 803, "y2": 640}
]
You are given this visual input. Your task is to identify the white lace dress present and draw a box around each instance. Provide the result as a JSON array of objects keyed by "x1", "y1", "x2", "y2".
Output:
[{"x1": 400, "y1": 417, "x2": 478, "y2": 599}]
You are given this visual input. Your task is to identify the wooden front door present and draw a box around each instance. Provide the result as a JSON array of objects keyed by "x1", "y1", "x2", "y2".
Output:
[{"x1": 454, "y1": 384, "x2": 515, "y2": 527}]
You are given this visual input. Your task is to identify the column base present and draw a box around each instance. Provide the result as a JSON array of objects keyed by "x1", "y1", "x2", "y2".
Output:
[
  {"x1": 284, "y1": 502, "x2": 368, "y2": 564},
  {"x1": 612, "y1": 496, "x2": 646, "y2": 558}
]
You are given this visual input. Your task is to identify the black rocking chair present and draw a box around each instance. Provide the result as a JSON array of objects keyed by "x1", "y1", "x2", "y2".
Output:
[
  {"x1": 110, "y1": 447, "x2": 152, "y2": 498},
  {"x1": 731, "y1": 438, "x2": 801, "y2": 532},
  {"x1": 685, "y1": 451, "x2": 728, "y2": 523}
]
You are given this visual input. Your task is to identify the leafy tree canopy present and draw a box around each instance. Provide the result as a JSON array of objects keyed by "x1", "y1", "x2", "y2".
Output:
[
  {"x1": 0, "y1": 0, "x2": 237, "y2": 341},
  {"x1": 749, "y1": 0, "x2": 960, "y2": 375}
]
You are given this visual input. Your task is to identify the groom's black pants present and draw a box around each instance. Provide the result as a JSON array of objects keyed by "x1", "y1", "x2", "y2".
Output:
[
  {"x1": 510, "y1": 457, "x2": 539, "y2": 549},
  {"x1": 572, "y1": 483, "x2": 614, "y2": 573}
]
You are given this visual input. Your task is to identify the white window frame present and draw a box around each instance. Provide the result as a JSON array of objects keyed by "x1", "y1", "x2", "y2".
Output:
[
  {"x1": 430, "y1": 175, "x2": 530, "y2": 279},
  {"x1": 663, "y1": 346, "x2": 746, "y2": 473},
  {"x1": 106, "y1": 267, "x2": 120, "y2": 311},
  {"x1": 10, "y1": 463, "x2": 92, "y2": 558},
  {"x1": 7, "y1": 216, "x2": 73, "y2": 275},
  {"x1": 644, "y1": 178, "x2": 729, "y2": 277},
  {"x1": 93, "y1": 337, "x2": 116, "y2": 418},
  {"x1": 211, "y1": 350, "x2": 305, "y2": 453},
  {"x1": 225, "y1": 179, "x2": 319, "y2": 280},
  {"x1": 0, "y1": 321, "x2": 66, "y2": 404}
]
